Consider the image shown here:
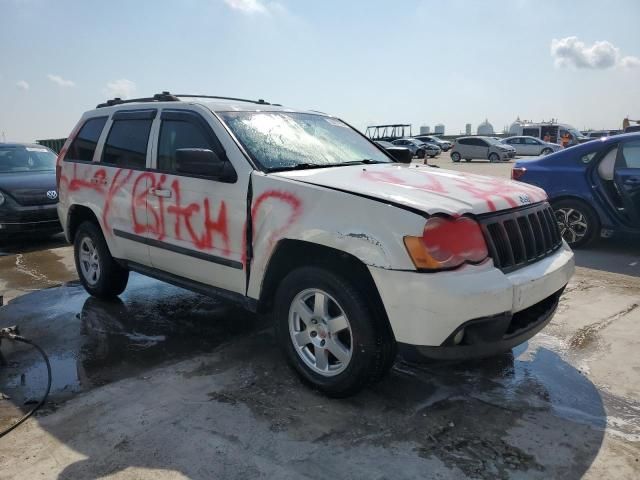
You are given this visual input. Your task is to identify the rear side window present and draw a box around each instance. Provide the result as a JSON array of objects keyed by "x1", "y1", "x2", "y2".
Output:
[
  {"x1": 102, "y1": 118, "x2": 153, "y2": 169},
  {"x1": 158, "y1": 119, "x2": 218, "y2": 172},
  {"x1": 65, "y1": 117, "x2": 107, "y2": 162},
  {"x1": 621, "y1": 141, "x2": 640, "y2": 168}
]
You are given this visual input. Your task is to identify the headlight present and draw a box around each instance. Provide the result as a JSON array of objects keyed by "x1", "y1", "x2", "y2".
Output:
[
  {"x1": 0, "y1": 192, "x2": 5, "y2": 207},
  {"x1": 404, "y1": 216, "x2": 488, "y2": 271}
]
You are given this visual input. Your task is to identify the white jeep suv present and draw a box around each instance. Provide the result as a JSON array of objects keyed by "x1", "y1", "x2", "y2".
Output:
[{"x1": 57, "y1": 92, "x2": 574, "y2": 396}]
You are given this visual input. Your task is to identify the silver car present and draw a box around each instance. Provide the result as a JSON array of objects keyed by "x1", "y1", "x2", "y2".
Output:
[
  {"x1": 450, "y1": 136, "x2": 516, "y2": 162},
  {"x1": 501, "y1": 136, "x2": 562, "y2": 156}
]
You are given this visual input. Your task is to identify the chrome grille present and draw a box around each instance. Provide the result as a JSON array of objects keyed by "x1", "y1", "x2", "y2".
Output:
[{"x1": 479, "y1": 203, "x2": 562, "y2": 273}]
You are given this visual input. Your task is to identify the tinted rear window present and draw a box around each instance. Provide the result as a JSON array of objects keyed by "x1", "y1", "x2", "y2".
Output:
[
  {"x1": 65, "y1": 117, "x2": 107, "y2": 162},
  {"x1": 102, "y1": 119, "x2": 153, "y2": 169}
]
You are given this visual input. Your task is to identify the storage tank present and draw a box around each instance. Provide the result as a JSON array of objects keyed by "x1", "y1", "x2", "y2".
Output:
[
  {"x1": 477, "y1": 119, "x2": 494, "y2": 136},
  {"x1": 419, "y1": 125, "x2": 430, "y2": 135},
  {"x1": 434, "y1": 124, "x2": 445, "y2": 135}
]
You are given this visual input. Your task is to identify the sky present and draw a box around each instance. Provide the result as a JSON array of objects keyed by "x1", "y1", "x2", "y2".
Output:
[{"x1": 1, "y1": 0, "x2": 639, "y2": 142}]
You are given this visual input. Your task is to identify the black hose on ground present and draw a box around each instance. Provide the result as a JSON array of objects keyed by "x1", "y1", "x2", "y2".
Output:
[{"x1": 0, "y1": 327, "x2": 52, "y2": 438}]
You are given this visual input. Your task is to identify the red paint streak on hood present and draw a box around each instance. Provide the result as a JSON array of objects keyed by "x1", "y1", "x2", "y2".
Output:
[{"x1": 272, "y1": 163, "x2": 547, "y2": 215}]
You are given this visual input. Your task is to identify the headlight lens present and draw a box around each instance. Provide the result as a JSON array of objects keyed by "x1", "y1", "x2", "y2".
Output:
[
  {"x1": 0, "y1": 192, "x2": 5, "y2": 206},
  {"x1": 404, "y1": 216, "x2": 488, "y2": 270}
]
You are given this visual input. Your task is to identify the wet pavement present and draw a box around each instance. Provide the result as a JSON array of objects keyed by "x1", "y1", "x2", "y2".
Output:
[
  {"x1": 0, "y1": 244, "x2": 639, "y2": 478},
  {"x1": 0, "y1": 275, "x2": 260, "y2": 410}
]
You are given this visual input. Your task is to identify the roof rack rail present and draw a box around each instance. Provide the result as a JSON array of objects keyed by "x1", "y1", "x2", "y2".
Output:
[
  {"x1": 96, "y1": 91, "x2": 278, "y2": 109},
  {"x1": 96, "y1": 91, "x2": 180, "y2": 108},
  {"x1": 174, "y1": 94, "x2": 272, "y2": 106}
]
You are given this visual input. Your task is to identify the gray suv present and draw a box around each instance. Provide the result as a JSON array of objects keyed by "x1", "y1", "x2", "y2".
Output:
[{"x1": 450, "y1": 136, "x2": 516, "y2": 163}]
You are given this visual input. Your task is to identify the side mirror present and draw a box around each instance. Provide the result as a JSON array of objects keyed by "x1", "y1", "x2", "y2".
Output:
[
  {"x1": 175, "y1": 148, "x2": 225, "y2": 177},
  {"x1": 387, "y1": 147, "x2": 413, "y2": 164}
]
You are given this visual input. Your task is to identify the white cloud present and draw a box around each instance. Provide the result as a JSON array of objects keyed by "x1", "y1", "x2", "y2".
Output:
[
  {"x1": 224, "y1": 0, "x2": 268, "y2": 14},
  {"x1": 16, "y1": 80, "x2": 29, "y2": 90},
  {"x1": 47, "y1": 74, "x2": 75, "y2": 87},
  {"x1": 620, "y1": 56, "x2": 640, "y2": 68},
  {"x1": 551, "y1": 36, "x2": 640, "y2": 69},
  {"x1": 104, "y1": 79, "x2": 136, "y2": 99}
]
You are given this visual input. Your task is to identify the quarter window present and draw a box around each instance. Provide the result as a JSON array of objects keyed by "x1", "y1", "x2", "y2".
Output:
[
  {"x1": 102, "y1": 118, "x2": 153, "y2": 169},
  {"x1": 65, "y1": 117, "x2": 107, "y2": 162},
  {"x1": 158, "y1": 119, "x2": 217, "y2": 172}
]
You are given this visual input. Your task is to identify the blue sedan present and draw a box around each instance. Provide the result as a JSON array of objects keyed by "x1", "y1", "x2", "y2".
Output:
[{"x1": 512, "y1": 133, "x2": 640, "y2": 248}]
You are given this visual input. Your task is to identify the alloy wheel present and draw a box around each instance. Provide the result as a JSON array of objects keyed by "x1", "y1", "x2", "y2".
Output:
[
  {"x1": 79, "y1": 237, "x2": 101, "y2": 286},
  {"x1": 555, "y1": 207, "x2": 588, "y2": 244},
  {"x1": 288, "y1": 288, "x2": 353, "y2": 377}
]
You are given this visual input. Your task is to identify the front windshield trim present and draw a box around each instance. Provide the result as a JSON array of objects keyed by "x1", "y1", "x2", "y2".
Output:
[{"x1": 217, "y1": 111, "x2": 394, "y2": 173}]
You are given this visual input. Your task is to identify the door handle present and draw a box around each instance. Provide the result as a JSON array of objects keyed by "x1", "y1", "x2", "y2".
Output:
[
  {"x1": 151, "y1": 188, "x2": 172, "y2": 198},
  {"x1": 90, "y1": 178, "x2": 107, "y2": 185}
]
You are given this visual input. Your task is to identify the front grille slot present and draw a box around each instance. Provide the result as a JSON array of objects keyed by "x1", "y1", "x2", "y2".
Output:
[{"x1": 480, "y1": 203, "x2": 562, "y2": 273}]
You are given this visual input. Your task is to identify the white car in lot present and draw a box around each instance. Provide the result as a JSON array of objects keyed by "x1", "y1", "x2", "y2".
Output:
[
  {"x1": 502, "y1": 136, "x2": 562, "y2": 156},
  {"x1": 57, "y1": 92, "x2": 574, "y2": 397}
]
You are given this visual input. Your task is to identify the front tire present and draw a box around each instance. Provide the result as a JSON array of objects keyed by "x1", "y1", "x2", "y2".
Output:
[
  {"x1": 451, "y1": 152, "x2": 461, "y2": 162},
  {"x1": 74, "y1": 221, "x2": 129, "y2": 299},
  {"x1": 489, "y1": 152, "x2": 500, "y2": 162},
  {"x1": 541, "y1": 148, "x2": 553, "y2": 155},
  {"x1": 274, "y1": 266, "x2": 395, "y2": 397},
  {"x1": 552, "y1": 199, "x2": 600, "y2": 248}
]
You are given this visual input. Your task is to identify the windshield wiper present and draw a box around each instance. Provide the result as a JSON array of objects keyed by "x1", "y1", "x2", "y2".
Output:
[
  {"x1": 268, "y1": 163, "x2": 340, "y2": 173},
  {"x1": 268, "y1": 159, "x2": 386, "y2": 173}
]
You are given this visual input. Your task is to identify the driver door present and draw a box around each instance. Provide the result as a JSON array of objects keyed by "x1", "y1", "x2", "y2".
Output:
[{"x1": 614, "y1": 140, "x2": 640, "y2": 224}]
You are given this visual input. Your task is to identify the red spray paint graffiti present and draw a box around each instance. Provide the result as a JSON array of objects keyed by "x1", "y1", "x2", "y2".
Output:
[
  {"x1": 361, "y1": 168, "x2": 546, "y2": 211},
  {"x1": 60, "y1": 164, "x2": 303, "y2": 267}
]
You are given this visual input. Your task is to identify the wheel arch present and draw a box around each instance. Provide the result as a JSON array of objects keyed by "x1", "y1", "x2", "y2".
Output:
[
  {"x1": 257, "y1": 239, "x2": 395, "y2": 339},
  {"x1": 66, "y1": 204, "x2": 101, "y2": 243}
]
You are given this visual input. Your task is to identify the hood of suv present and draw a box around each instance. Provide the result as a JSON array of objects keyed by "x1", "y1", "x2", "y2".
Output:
[{"x1": 272, "y1": 163, "x2": 547, "y2": 215}]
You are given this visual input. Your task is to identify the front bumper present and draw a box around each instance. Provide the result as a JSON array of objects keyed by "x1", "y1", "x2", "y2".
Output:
[
  {"x1": 369, "y1": 242, "x2": 574, "y2": 356},
  {"x1": 0, "y1": 204, "x2": 61, "y2": 236}
]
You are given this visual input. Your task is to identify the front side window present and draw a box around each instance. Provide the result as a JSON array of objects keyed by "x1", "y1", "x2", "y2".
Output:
[
  {"x1": 66, "y1": 117, "x2": 107, "y2": 162},
  {"x1": 158, "y1": 119, "x2": 217, "y2": 172},
  {"x1": 0, "y1": 146, "x2": 56, "y2": 173},
  {"x1": 621, "y1": 141, "x2": 640, "y2": 169},
  {"x1": 218, "y1": 112, "x2": 390, "y2": 171},
  {"x1": 102, "y1": 118, "x2": 153, "y2": 169}
]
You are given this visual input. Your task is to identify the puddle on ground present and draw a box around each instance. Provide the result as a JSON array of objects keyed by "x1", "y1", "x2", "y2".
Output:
[{"x1": 0, "y1": 274, "x2": 261, "y2": 408}]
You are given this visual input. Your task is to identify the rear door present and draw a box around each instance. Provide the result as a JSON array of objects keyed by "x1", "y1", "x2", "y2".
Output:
[
  {"x1": 614, "y1": 140, "x2": 640, "y2": 225},
  {"x1": 146, "y1": 108, "x2": 247, "y2": 294},
  {"x1": 99, "y1": 109, "x2": 156, "y2": 265}
]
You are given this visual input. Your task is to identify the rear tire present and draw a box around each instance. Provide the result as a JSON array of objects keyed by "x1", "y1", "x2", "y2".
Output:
[
  {"x1": 552, "y1": 198, "x2": 600, "y2": 248},
  {"x1": 74, "y1": 221, "x2": 129, "y2": 299},
  {"x1": 274, "y1": 266, "x2": 395, "y2": 397},
  {"x1": 451, "y1": 152, "x2": 461, "y2": 162}
]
